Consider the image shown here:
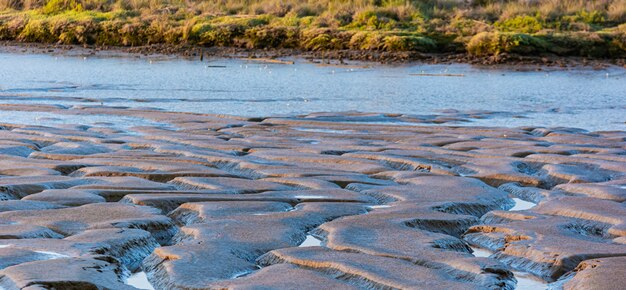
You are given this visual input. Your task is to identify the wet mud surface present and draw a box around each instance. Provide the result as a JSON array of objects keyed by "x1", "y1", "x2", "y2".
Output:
[{"x1": 0, "y1": 106, "x2": 624, "y2": 289}]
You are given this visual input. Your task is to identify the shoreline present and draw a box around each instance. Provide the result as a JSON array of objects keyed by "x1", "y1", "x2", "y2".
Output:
[{"x1": 2, "y1": 41, "x2": 624, "y2": 70}]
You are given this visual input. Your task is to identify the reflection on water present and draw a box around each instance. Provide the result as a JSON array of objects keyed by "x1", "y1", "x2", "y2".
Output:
[
  {"x1": 299, "y1": 235, "x2": 322, "y2": 247},
  {"x1": 470, "y1": 246, "x2": 492, "y2": 258},
  {"x1": 294, "y1": 195, "x2": 327, "y2": 199},
  {"x1": 368, "y1": 205, "x2": 392, "y2": 209},
  {"x1": 513, "y1": 271, "x2": 548, "y2": 290},
  {"x1": 127, "y1": 272, "x2": 155, "y2": 290},
  {"x1": 35, "y1": 251, "x2": 69, "y2": 259},
  {"x1": 1, "y1": 52, "x2": 625, "y2": 131},
  {"x1": 510, "y1": 198, "x2": 537, "y2": 211},
  {"x1": 0, "y1": 110, "x2": 167, "y2": 130}
]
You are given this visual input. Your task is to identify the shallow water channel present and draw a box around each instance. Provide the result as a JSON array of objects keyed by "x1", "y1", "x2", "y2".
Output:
[
  {"x1": 469, "y1": 197, "x2": 544, "y2": 290},
  {"x1": 1, "y1": 51, "x2": 625, "y2": 131}
]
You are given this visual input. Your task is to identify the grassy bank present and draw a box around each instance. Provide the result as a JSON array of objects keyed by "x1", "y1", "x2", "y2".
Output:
[{"x1": 1, "y1": 0, "x2": 625, "y2": 59}]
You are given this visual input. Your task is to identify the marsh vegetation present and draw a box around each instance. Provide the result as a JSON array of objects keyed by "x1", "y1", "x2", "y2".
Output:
[{"x1": 1, "y1": 0, "x2": 625, "y2": 58}]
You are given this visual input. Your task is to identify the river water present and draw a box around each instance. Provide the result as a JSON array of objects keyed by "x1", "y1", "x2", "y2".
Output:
[{"x1": 0, "y1": 51, "x2": 624, "y2": 131}]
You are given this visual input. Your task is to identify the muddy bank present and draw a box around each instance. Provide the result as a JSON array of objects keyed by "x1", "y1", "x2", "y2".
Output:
[{"x1": 2, "y1": 41, "x2": 624, "y2": 69}]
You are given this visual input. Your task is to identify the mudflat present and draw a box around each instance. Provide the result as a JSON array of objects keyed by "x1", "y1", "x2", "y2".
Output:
[{"x1": 0, "y1": 105, "x2": 623, "y2": 289}]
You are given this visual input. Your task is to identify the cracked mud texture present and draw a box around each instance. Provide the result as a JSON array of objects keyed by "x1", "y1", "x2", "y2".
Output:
[{"x1": 0, "y1": 106, "x2": 624, "y2": 289}]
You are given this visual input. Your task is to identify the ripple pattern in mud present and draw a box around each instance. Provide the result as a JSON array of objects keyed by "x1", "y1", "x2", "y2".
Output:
[{"x1": 0, "y1": 107, "x2": 624, "y2": 289}]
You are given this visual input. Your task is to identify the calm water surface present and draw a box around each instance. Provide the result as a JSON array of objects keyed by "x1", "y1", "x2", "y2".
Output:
[{"x1": 1, "y1": 52, "x2": 624, "y2": 131}]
